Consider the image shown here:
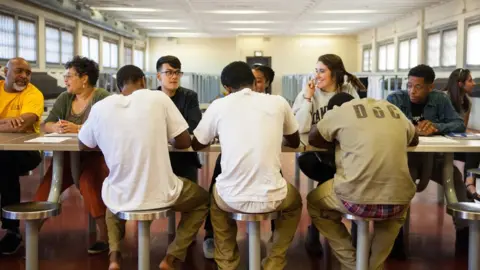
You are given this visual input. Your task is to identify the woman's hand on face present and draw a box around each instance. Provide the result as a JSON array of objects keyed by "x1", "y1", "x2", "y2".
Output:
[{"x1": 305, "y1": 79, "x2": 316, "y2": 99}]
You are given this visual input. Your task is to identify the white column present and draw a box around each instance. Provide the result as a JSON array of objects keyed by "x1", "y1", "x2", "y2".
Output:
[
  {"x1": 98, "y1": 34, "x2": 104, "y2": 72},
  {"x1": 371, "y1": 29, "x2": 378, "y2": 72},
  {"x1": 119, "y1": 36, "x2": 124, "y2": 67},
  {"x1": 75, "y1": 21, "x2": 83, "y2": 57},
  {"x1": 457, "y1": 17, "x2": 466, "y2": 68},
  {"x1": 393, "y1": 36, "x2": 399, "y2": 72},
  {"x1": 37, "y1": 15, "x2": 46, "y2": 70},
  {"x1": 417, "y1": 9, "x2": 425, "y2": 65}
]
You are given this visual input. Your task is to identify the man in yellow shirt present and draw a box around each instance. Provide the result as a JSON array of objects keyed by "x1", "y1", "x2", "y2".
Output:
[{"x1": 0, "y1": 57, "x2": 43, "y2": 255}]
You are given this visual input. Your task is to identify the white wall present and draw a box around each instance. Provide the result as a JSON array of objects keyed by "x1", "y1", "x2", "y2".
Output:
[
  {"x1": 356, "y1": 0, "x2": 480, "y2": 129},
  {"x1": 148, "y1": 35, "x2": 358, "y2": 95}
]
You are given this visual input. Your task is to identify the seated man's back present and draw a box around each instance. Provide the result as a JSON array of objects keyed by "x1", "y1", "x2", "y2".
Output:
[
  {"x1": 320, "y1": 97, "x2": 416, "y2": 205},
  {"x1": 81, "y1": 89, "x2": 187, "y2": 212},
  {"x1": 196, "y1": 88, "x2": 297, "y2": 207}
]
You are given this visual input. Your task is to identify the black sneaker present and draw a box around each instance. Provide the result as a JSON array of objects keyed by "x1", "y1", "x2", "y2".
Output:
[
  {"x1": 88, "y1": 241, "x2": 109, "y2": 255},
  {"x1": 305, "y1": 225, "x2": 323, "y2": 257},
  {"x1": 0, "y1": 232, "x2": 23, "y2": 255}
]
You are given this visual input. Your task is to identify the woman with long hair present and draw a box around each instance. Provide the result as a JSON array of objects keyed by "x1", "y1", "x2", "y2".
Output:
[{"x1": 292, "y1": 54, "x2": 365, "y2": 256}]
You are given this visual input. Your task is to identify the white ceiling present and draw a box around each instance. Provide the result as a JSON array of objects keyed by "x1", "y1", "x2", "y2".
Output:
[{"x1": 81, "y1": 0, "x2": 450, "y2": 37}]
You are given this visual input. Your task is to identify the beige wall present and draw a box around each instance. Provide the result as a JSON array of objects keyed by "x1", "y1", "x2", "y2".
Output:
[{"x1": 148, "y1": 35, "x2": 358, "y2": 95}]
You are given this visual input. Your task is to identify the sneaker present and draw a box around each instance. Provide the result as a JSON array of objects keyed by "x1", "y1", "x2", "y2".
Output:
[
  {"x1": 88, "y1": 241, "x2": 109, "y2": 255},
  {"x1": 0, "y1": 232, "x2": 23, "y2": 255},
  {"x1": 305, "y1": 225, "x2": 323, "y2": 257},
  {"x1": 203, "y1": 238, "x2": 215, "y2": 259}
]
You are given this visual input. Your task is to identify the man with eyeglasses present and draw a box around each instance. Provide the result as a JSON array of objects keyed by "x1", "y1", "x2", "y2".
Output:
[
  {"x1": 387, "y1": 64, "x2": 467, "y2": 258},
  {"x1": 156, "y1": 56, "x2": 202, "y2": 183},
  {"x1": 0, "y1": 57, "x2": 43, "y2": 255}
]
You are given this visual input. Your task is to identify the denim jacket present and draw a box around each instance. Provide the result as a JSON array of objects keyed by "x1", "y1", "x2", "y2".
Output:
[{"x1": 386, "y1": 90, "x2": 465, "y2": 134}]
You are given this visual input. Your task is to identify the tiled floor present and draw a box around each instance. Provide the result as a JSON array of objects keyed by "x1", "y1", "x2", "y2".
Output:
[{"x1": 0, "y1": 153, "x2": 469, "y2": 269}]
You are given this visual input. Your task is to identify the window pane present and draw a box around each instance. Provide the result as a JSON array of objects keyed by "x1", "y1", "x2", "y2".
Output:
[
  {"x1": 134, "y1": 49, "x2": 144, "y2": 70},
  {"x1": 111, "y1": 43, "x2": 118, "y2": 68},
  {"x1": 363, "y1": 49, "x2": 370, "y2": 71},
  {"x1": 103, "y1": 41, "x2": 111, "y2": 68},
  {"x1": 18, "y1": 19, "x2": 36, "y2": 61},
  {"x1": 398, "y1": 40, "x2": 409, "y2": 70},
  {"x1": 124, "y1": 47, "x2": 132, "y2": 65},
  {"x1": 378, "y1": 45, "x2": 387, "y2": 71},
  {"x1": 46, "y1": 26, "x2": 60, "y2": 64},
  {"x1": 82, "y1": 36, "x2": 89, "y2": 57},
  {"x1": 441, "y1": 29, "x2": 457, "y2": 67},
  {"x1": 369, "y1": 49, "x2": 373, "y2": 71},
  {"x1": 427, "y1": 33, "x2": 441, "y2": 67},
  {"x1": 409, "y1": 38, "x2": 418, "y2": 67},
  {"x1": 467, "y1": 23, "x2": 480, "y2": 66},
  {"x1": 61, "y1": 30, "x2": 74, "y2": 64},
  {"x1": 0, "y1": 14, "x2": 15, "y2": 59},
  {"x1": 89, "y1": 37, "x2": 99, "y2": 62},
  {"x1": 386, "y1": 43, "x2": 395, "y2": 71}
]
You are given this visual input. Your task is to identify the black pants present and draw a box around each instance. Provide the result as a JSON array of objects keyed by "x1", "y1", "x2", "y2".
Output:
[
  {"x1": 0, "y1": 151, "x2": 42, "y2": 232},
  {"x1": 296, "y1": 152, "x2": 336, "y2": 184},
  {"x1": 204, "y1": 154, "x2": 280, "y2": 239}
]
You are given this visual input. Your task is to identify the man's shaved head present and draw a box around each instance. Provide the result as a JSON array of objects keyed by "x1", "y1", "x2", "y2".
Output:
[{"x1": 4, "y1": 57, "x2": 32, "y2": 92}]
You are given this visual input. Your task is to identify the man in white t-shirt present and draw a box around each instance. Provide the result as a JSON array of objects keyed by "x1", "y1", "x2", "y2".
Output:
[
  {"x1": 192, "y1": 61, "x2": 302, "y2": 270},
  {"x1": 307, "y1": 93, "x2": 419, "y2": 270},
  {"x1": 78, "y1": 65, "x2": 209, "y2": 270}
]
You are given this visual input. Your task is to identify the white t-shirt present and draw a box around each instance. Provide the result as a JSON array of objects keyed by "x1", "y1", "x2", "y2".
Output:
[
  {"x1": 292, "y1": 83, "x2": 360, "y2": 133},
  {"x1": 78, "y1": 89, "x2": 189, "y2": 213},
  {"x1": 193, "y1": 88, "x2": 299, "y2": 207}
]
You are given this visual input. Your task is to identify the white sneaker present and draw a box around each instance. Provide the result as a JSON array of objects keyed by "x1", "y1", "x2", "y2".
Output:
[{"x1": 203, "y1": 238, "x2": 215, "y2": 259}]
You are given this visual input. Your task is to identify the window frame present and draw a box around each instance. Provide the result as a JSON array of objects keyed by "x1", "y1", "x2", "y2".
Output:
[
  {"x1": 134, "y1": 48, "x2": 145, "y2": 70},
  {"x1": 465, "y1": 17, "x2": 480, "y2": 69},
  {"x1": 0, "y1": 10, "x2": 38, "y2": 66},
  {"x1": 397, "y1": 35, "x2": 418, "y2": 71},
  {"x1": 362, "y1": 45, "x2": 372, "y2": 72},
  {"x1": 45, "y1": 22, "x2": 74, "y2": 67},
  {"x1": 124, "y1": 43, "x2": 133, "y2": 66},
  {"x1": 82, "y1": 32, "x2": 100, "y2": 63},
  {"x1": 425, "y1": 24, "x2": 458, "y2": 70},
  {"x1": 377, "y1": 40, "x2": 395, "y2": 72}
]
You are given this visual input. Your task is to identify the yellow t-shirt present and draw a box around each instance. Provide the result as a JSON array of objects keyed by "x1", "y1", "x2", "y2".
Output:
[{"x1": 0, "y1": 81, "x2": 44, "y2": 133}]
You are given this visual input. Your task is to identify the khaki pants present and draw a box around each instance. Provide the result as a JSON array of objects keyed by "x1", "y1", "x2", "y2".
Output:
[
  {"x1": 307, "y1": 180, "x2": 407, "y2": 270},
  {"x1": 211, "y1": 182, "x2": 302, "y2": 270},
  {"x1": 105, "y1": 177, "x2": 209, "y2": 261}
]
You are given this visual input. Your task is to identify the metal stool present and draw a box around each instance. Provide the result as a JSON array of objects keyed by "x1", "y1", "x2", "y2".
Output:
[
  {"x1": 229, "y1": 212, "x2": 279, "y2": 270},
  {"x1": 325, "y1": 213, "x2": 392, "y2": 270},
  {"x1": 2, "y1": 202, "x2": 61, "y2": 270},
  {"x1": 447, "y1": 202, "x2": 480, "y2": 270},
  {"x1": 115, "y1": 208, "x2": 171, "y2": 270}
]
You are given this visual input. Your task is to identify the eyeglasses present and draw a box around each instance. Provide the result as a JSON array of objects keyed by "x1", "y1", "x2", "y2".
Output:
[
  {"x1": 160, "y1": 70, "x2": 184, "y2": 77},
  {"x1": 63, "y1": 73, "x2": 79, "y2": 80}
]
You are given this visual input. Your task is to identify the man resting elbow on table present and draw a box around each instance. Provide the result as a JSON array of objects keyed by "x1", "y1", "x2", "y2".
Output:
[
  {"x1": 79, "y1": 65, "x2": 208, "y2": 270},
  {"x1": 386, "y1": 64, "x2": 468, "y2": 257},
  {"x1": 0, "y1": 57, "x2": 43, "y2": 255},
  {"x1": 34, "y1": 56, "x2": 111, "y2": 255}
]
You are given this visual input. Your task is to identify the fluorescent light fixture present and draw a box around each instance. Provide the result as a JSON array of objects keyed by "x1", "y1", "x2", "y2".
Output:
[
  {"x1": 297, "y1": 33, "x2": 336, "y2": 36},
  {"x1": 128, "y1": 19, "x2": 180, "y2": 23},
  {"x1": 148, "y1": 32, "x2": 208, "y2": 37},
  {"x1": 91, "y1": 7, "x2": 159, "y2": 12},
  {"x1": 221, "y1": 20, "x2": 276, "y2": 24},
  {"x1": 308, "y1": 28, "x2": 347, "y2": 31},
  {"x1": 313, "y1": 20, "x2": 365, "y2": 24},
  {"x1": 317, "y1": 10, "x2": 379, "y2": 14},
  {"x1": 206, "y1": 10, "x2": 272, "y2": 14},
  {"x1": 229, "y1": 28, "x2": 269, "y2": 31},
  {"x1": 142, "y1": 27, "x2": 188, "y2": 30}
]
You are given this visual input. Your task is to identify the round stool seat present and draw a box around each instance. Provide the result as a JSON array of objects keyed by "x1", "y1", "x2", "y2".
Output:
[
  {"x1": 342, "y1": 213, "x2": 391, "y2": 222},
  {"x1": 230, "y1": 212, "x2": 278, "y2": 222},
  {"x1": 447, "y1": 202, "x2": 480, "y2": 221},
  {"x1": 2, "y1": 202, "x2": 60, "y2": 220},
  {"x1": 116, "y1": 208, "x2": 171, "y2": 221}
]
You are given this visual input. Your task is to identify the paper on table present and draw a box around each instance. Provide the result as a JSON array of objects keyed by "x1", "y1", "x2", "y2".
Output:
[
  {"x1": 419, "y1": 136, "x2": 459, "y2": 144},
  {"x1": 44, "y1": 133, "x2": 77, "y2": 137},
  {"x1": 25, "y1": 137, "x2": 70, "y2": 143}
]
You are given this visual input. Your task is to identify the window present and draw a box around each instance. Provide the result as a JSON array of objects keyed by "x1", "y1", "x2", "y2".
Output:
[
  {"x1": 124, "y1": 46, "x2": 132, "y2": 65},
  {"x1": 82, "y1": 34, "x2": 99, "y2": 62},
  {"x1": 398, "y1": 37, "x2": 418, "y2": 70},
  {"x1": 102, "y1": 40, "x2": 118, "y2": 68},
  {"x1": 362, "y1": 47, "x2": 372, "y2": 72},
  {"x1": 0, "y1": 12, "x2": 37, "y2": 62},
  {"x1": 427, "y1": 28, "x2": 457, "y2": 68},
  {"x1": 378, "y1": 42, "x2": 395, "y2": 71},
  {"x1": 46, "y1": 25, "x2": 74, "y2": 65},
  {"x1": 134, "y1": 49, "x2": 144, "y2": 70},
  {"x1": 466, "y1": 22, "x2": 480, "y2": 66}
]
